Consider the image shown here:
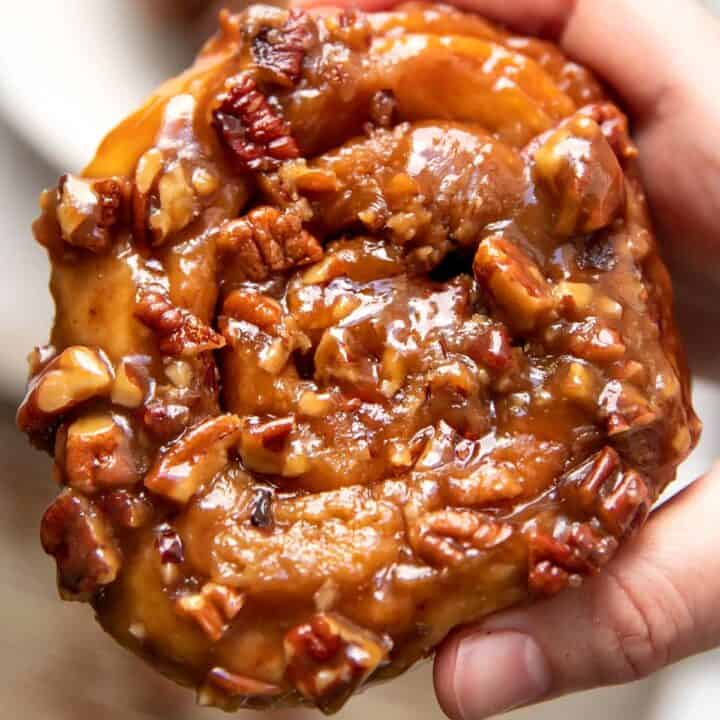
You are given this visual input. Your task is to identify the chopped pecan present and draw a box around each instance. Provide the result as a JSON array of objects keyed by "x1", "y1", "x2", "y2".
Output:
[
  {"x1": 413, "y1": 509, "x2": 513, "y2": 567},
  {"x1": 175, "y1": 582, "x2": 245, "y2": 641},
  {"x1": 532, "y1": 115, "x2": 624, "y2": 235},
  {"x1": 135, "y1": 285, "x2": 225, "y2": 357},
  {"x1": 554, "y1": 360, "x2": 599, "y2": 409},
  {"x1": 217, "y1": 206, "x2": 322, "y2": 281},
  {"x1": 142, "y1": 400, "x2": 191, "y2": 441},
  {"x1": 600, "y1": 380, "x2": 659, "y2": 437},
  {"x1": 17, "y1": 345, "x2": 113, "y2": 441},
  {"x1": 40, "y1": 489, "x2": 121, "y2": 600},
  {"x1": 111, "y1": 357, "x2": 148, "y2": 408},
  {"x1": 473, "y1": 233, "x2": 555, "y2": 333},
  {"x1": 148, "y1": 163, "x2": 197, "y2": 244},
  {"x1": 213, "y1": 72, "x2": 299, "y2": 172},
  {"x1": 252, "y1": 9, "x2": 314, "y2": 86},
  {"x1": 97, "y1": 489, "x2": 152, "y2": 529},
  {"x1": 145, "y1": 414, "x2": 243, "y2": 503},
  {"x1": 545, "y1": 318, "x2": 626, "y2": 363},
  {"x1": 284, "y1": 613, "x2": 391, "y2": 713},
  {"x1": 559, "y1": 446, "x2": 653, "y2": 537},
  {"x1": 240, "y1": 416, "x2": 295, "y2": 475},
  {"x1": 459, "y1": 319, "x2": 513, "y2": 372},
  {"x1": 528, "y1": 521, "x2": 618, "y2": 595},
  {"x1": 56, "y1": 174, "x2": 130, "y2": 252},
  {"x1": 58, "y1": 412, "x2": 139, "y2": 493},
  {"x1": 222, "y1": 290, "x2": 283, "y2": 332},
  {"x1": 579, "y1": 103, "x2": 638, "y2": 163}
]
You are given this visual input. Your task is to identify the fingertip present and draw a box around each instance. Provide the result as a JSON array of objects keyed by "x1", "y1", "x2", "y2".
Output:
[
  {"x1": 434, "y1": 629, "x2": 552, "y2": 719},
  {"x1": 434, "y1": 632, "x2": 463, "y2": 720}
]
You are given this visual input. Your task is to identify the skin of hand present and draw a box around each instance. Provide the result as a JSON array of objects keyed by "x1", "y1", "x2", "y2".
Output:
[{"x1": 286, "y1": 1, "x2": 720, "y2": 718}]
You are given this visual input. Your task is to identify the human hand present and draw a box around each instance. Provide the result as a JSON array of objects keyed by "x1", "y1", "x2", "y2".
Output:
[{"x1": 282, "y1": 0, "x2": 720, "y2": 717}]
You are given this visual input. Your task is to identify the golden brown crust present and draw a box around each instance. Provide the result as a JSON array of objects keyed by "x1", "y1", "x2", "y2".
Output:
[{"x1": 19, "y1": 2, "x2": 700, "y2": 714}]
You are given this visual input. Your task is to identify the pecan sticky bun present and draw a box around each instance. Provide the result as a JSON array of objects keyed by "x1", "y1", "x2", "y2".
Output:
[{"x1": 18, "y1": 3, "x2": 700, "y2": 714}]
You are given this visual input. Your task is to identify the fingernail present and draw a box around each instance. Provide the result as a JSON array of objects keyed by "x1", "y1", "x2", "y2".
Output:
[{"x1": 452, "y1": 631, "x2": 551, "y2": 719}]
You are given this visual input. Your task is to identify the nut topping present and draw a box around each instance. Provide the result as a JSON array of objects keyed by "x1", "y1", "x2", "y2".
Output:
[
  {"x1": 213, "y1": 72, "x2": 299, "y2": 172},
  {"x1": 59, "y1": 412, "x2": 139, "y2": 493},
  {"x1": 17, "y1": 346, "x2": 113, "y2": 439},
  {"x1": 97, "y1": 490, "x2": 152, "y2": 529},
  {"x1": 222, "y1": 290, "x2": 283, "y2": 332},
  {"x1": 240, "y1": 416, "x2": 295, "y2": 475},
  {"x1": 135, "y1": 285, "x2": 225, "y2": 357},
  {"x1": 252, "y1": 8, "x2": 314, "y2": 86},
  {"x1": 111, "y1": 357, "x2": 148, "y2": 408},
  {"x1": 175, "y1": 582, "x2": 245, "y2": 641},
  {"x1": 40, "y1": 489, "x2": 121, "y2": 600},
  {"x1": 528, "y1": 521, "x2": 618, "y2": 595},
  {"x1": 532, "y1": 114, "x2": 625, "y2": 235},
  {"x1": 144, "y1": 414, "x2": 243, "y2": 503},
  {"x1": 559, "y1": 446, "x2": 653, "y2": 537},
  {"x1": 217, "y1": 205, "x2": 323, "y2": 282},
  {"x1": 413, "y1": 510, "x2": 513, "y2": 567},
  {"x1": 284, "y1": 613, "x2": 391, "y2": 712},
  {"x1": 56, "y1": 174, "x2": 130, "y2": 252},
  {"x1": 474, "y1": 233, "x2": 555, "y2": 333}
]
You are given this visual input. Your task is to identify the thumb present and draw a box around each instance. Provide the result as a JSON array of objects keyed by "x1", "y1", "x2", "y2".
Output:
[{"x1": 434, "y1": 465, "x2": 720, "y2": 720}]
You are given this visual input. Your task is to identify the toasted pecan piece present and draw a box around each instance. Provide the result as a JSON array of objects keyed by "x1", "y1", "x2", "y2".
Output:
[
  {"x1": 40, "y1": 489, "x2": 121, "y2": 600},
  {"x1": 144, "y1": 414, "x2": 243, "y2": 503},
  {"x1": 135, "y1": 285, "x2": 225, "y2": 357},
  {"x1": 217, "y1": 205, "x2": 322, "y2": 281},
  {"x1": 213, "y1": 72, "x2": 299, "y2": 172}
]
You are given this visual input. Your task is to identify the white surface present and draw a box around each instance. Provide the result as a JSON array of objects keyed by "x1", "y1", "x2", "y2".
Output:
[{"x1": 0, "y1": 2, "x2": 719, "y2": 720}]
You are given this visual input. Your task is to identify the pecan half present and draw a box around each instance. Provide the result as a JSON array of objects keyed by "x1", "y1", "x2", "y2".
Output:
[
  {"x1": 473, "y1": 233, "x2": 555, "y2": 333},
  {"x1": 135, "y1": 285, "x2": 225, "y2": 357},
  {"x1": 528, "y1": 521, "x2": 618, "y2": 595},
  {"x1": 284, "y1": 613, "x2": 391, "y2": 713},
  {"x1": 175, "y1": 582, "x2": 245, "y2": 641},
  {"x1": 559, "y1": 446, "x2": 653, "y2": 537},
  {"x1": 222, "y1": 290, "x2": 283, "y2": 332},
  {"x1": 213, "y1": 72, "x2": 299, "y2": 172},
  {"x1": 97, "y1": 489, "x2": 152, "y2": 529},
  {"x1": 216, "y1": 206, "x2": 322, "y2": 281},
  {"x1": 58, "y1": 412, "x2": 139, "y2": 493},
  {"x1": 413, "y1": 509, "x2": 513, "y2": 567},
  {"x1": 252, "y1": 9, "x2": 314, "y2": 86},
  {"x1": 144, "y1": 414, "x2": 243, "y2": 503},
  {"x1": 17, "y1": 346, "x2": 114, "y2": 443},
  {"x1": 56, "y1": 174, "x2": 130, "y2": 252},
  {"x1": 40, "y1": 489, "x2": 121, "y2": 600}
]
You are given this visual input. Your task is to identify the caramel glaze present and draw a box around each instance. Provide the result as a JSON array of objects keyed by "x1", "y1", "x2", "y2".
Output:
[{"x1": 19, "y1": 3, "x2": 700, "y2": 714}]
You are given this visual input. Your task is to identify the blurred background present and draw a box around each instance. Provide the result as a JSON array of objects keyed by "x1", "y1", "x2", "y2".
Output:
[{"x1": 1, "y1": 2, "x2": 719, "y2": 719}]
